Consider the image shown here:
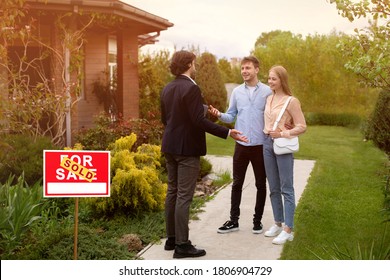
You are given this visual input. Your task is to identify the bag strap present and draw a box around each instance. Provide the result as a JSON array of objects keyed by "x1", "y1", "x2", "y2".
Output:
[{"x1": 272, "y1": 96, "x2": 292, "y2": 131}]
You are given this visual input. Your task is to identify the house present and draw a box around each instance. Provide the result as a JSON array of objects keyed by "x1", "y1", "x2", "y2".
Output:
[{"x1": 0, "y1": 0, "x2": 173, "y2": 146}]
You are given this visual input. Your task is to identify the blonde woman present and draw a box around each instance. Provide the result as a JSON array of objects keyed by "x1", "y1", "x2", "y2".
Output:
[{"x1": 263, "y1": 65, "x2": 307, "y2": 245}]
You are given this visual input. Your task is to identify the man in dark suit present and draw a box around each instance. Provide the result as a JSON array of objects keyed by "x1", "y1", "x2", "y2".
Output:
[{"x1": 161, "y1": 50, "x2": 248, "y2": 258}]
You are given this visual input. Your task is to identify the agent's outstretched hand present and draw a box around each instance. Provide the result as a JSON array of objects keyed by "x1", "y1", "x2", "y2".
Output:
[{"x1": 229, "y1": 129, "x2": 248, "y2": 143}]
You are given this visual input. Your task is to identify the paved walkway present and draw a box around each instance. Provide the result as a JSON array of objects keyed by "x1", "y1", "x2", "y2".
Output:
[{"x1": 138, "y1": 155, "x2": 315, "y2": 260}]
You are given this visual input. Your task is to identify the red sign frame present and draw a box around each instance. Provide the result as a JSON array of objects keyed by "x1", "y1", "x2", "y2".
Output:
[{"x1": 43, "y1": 150, "x2": 110, "y2": 197}]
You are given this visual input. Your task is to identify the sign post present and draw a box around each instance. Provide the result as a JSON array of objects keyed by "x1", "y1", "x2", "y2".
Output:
[
  {"x1": 43, "y1": 150, "x2": 110, "y2": 259},
  {"x1": 74, "y1": 197, "x2": 79, "y2": 260}
]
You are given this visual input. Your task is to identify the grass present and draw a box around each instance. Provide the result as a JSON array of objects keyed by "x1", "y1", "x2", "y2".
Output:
[
  {"x1": 206, "y1": 134, "x2": 236, "y2": 155},
  {"x1": 207, "y1": 126, "x2": 389, "y2": 259}
]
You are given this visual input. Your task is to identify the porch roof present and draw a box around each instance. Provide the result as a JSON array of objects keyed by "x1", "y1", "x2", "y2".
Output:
[{"x1": 25, "y1": 0, "x2": 173, "y2": 44}]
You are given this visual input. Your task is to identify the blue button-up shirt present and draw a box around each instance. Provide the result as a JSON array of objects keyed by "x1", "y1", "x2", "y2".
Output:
[{"x1": 219, "y1": 82, "x2": 272, "y2": 146}]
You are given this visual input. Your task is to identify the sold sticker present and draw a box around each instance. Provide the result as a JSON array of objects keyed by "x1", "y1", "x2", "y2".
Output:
[{"x1": 60, "y1": 157, "x2": 96, "y2": 182}]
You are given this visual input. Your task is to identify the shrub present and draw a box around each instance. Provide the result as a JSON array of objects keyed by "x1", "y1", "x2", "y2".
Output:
[
  {"x1": 0, "y1": 134, "x2": 59, "y2": 185},
  {"x1": 121, "y1": 118, "x2": 164, "y2": 147},
  {"x1": 85, "y1": 134, "x2": 167, "y2": 217},
  {"x1": 73, "y1": 114, "x2": 117, "y2": 151},
  {"x1": 364, "y1": 90, "x2": 390, "y2": 157},
  {"x1": 74, "y1": 113, "x2": 164, "y2": 151},
  {"x1": 304, "y1": 112, "x2": 362, "y2": 128}
]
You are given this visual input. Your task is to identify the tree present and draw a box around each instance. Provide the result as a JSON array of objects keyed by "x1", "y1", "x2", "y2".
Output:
[
  {"x1": 254, "y1": 30, "x2": 295, "y2": 48},
  {"x1": 196, "y1": 52, "x2": 228, "y2": 113},
  {"x1": 329, "y1": 0, "x2": 390, "y2": 90},
  {"x1": 253, "y1": 30, "x2": 303, "y2": 82},
  {"x1": 138, "y1": 50, "x2": 172, "y2": 121},
  {"x1": 252, "y1": 30, "x2": 377, "y2": 117},
  {"x1": 330, "y1": 0, "x2": 390, "y2": 159},
  {"x1": 217, "y1": 58, "x2": 234, "y2": 83}
]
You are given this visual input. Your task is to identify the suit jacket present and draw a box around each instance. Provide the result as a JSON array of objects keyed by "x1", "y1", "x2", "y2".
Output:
[{"x1": 161, "y1": 75, "x2": 229, "y2": 156}]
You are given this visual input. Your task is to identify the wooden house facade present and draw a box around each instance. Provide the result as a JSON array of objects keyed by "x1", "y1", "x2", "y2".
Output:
[{"x1": 0, "y1": 0, "x2": 173, "y2": 145}]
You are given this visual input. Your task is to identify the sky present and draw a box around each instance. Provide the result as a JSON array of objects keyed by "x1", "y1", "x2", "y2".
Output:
[{"x1": 123, "y1": 0, "x2": 369, "y2": 59}]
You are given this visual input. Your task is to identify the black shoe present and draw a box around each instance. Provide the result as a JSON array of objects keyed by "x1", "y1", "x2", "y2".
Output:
[
  {"x1": 217, "y1": 220, "x2": 239, "y2": 233},
  {"x1": 164, "y1": 237, "x2": 175, "y2": 251},
  {"x1": 252, "y1": 222, "x2": 263, "y2": 234},
  {"x1": 173, "y1": 242, "x2": 206, "y2": 259}
]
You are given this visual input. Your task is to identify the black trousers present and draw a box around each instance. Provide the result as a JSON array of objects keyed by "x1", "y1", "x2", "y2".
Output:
[{"x1": 230, "y1": 143, "x2": 267, "y2": 224}]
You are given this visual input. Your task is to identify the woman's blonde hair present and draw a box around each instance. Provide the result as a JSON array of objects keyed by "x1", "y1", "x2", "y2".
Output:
[{"x1": 269, "y1": 65, "x2": 292, "y2": 96}]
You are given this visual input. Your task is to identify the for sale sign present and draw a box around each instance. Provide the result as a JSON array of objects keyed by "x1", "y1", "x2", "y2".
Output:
[{"x1": 43, "y1": 150, "x2": 110, "y2": 197}]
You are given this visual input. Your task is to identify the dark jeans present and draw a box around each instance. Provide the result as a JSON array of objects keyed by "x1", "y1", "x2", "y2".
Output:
[
  {"x1": 230, "y1": 143, "x2": 267, "y2": 224},
  {"x1": 164, "y1": 153, "x2": 200, "y2": 245}
]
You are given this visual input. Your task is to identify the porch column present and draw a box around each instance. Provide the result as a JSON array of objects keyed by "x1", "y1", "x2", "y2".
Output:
[{"x1": 116, "y1": 30, "x2": 139, "y2": 119}]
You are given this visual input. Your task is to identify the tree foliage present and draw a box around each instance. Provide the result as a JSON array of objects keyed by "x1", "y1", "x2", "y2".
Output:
[
  {"x1": 329, "y1": 0, "x2": 390, "y2": 90},
  {"x1": 217, "y1": 58, "x2": 234, "y2": 83},
  {"x1": 138, "y1": 50, "x2": 172, "y2": 121},
  {"x1": 255, "y1": 30, "x2": 295, "y2": 48},
  {"x1": 329, "y1": 0, "x2": 389, "y2": 21},
  {"x1": 253, "y1": 30, "x2": 377, "y2": 117},
  {"x1": 196, "y1": 52, "x2": 228, "y2": 112},
  {"x1": 329, "y1": 0, "x2": 390, "y2": 156}
]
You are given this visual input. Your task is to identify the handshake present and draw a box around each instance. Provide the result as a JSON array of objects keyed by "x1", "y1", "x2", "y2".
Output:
[{"x1": 207, "y1": 105, "x2": 248, "y2": 143}]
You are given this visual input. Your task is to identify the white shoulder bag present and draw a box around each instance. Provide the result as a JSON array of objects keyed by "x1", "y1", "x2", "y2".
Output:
[{"x1": 272, "y1": 96, "x2": 299, "y2": 155}]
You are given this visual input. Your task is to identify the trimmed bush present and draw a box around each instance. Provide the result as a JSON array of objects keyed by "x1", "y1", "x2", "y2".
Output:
[
  {"x1": 305, "y1": 112, "x2": 362, "y2": 128},
  {"x1": 364, "y1": 90, "x2": 390, "y2": 156}
]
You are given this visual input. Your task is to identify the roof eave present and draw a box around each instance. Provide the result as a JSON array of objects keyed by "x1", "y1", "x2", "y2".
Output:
[{"x1": 24, "y1": 0, "x2": 174, "y2": 32}]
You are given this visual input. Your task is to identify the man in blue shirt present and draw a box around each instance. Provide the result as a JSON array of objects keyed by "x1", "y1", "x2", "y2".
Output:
[{"x1": 209, "y1": 56, "x2": 272, "y2": 234}]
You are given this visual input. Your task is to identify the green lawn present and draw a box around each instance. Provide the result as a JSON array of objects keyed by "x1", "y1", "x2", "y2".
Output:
[{"x1": 206, "y1": 126, "x2": 389, "y2": 259}]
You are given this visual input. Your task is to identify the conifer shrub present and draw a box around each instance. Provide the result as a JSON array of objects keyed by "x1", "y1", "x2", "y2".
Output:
[
  {"x1": 86, "y1": 134, "x2": 167, "y2": 217},
  {"x1": 196, "y1": 52, "x2": 228, "y2": 121}
]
